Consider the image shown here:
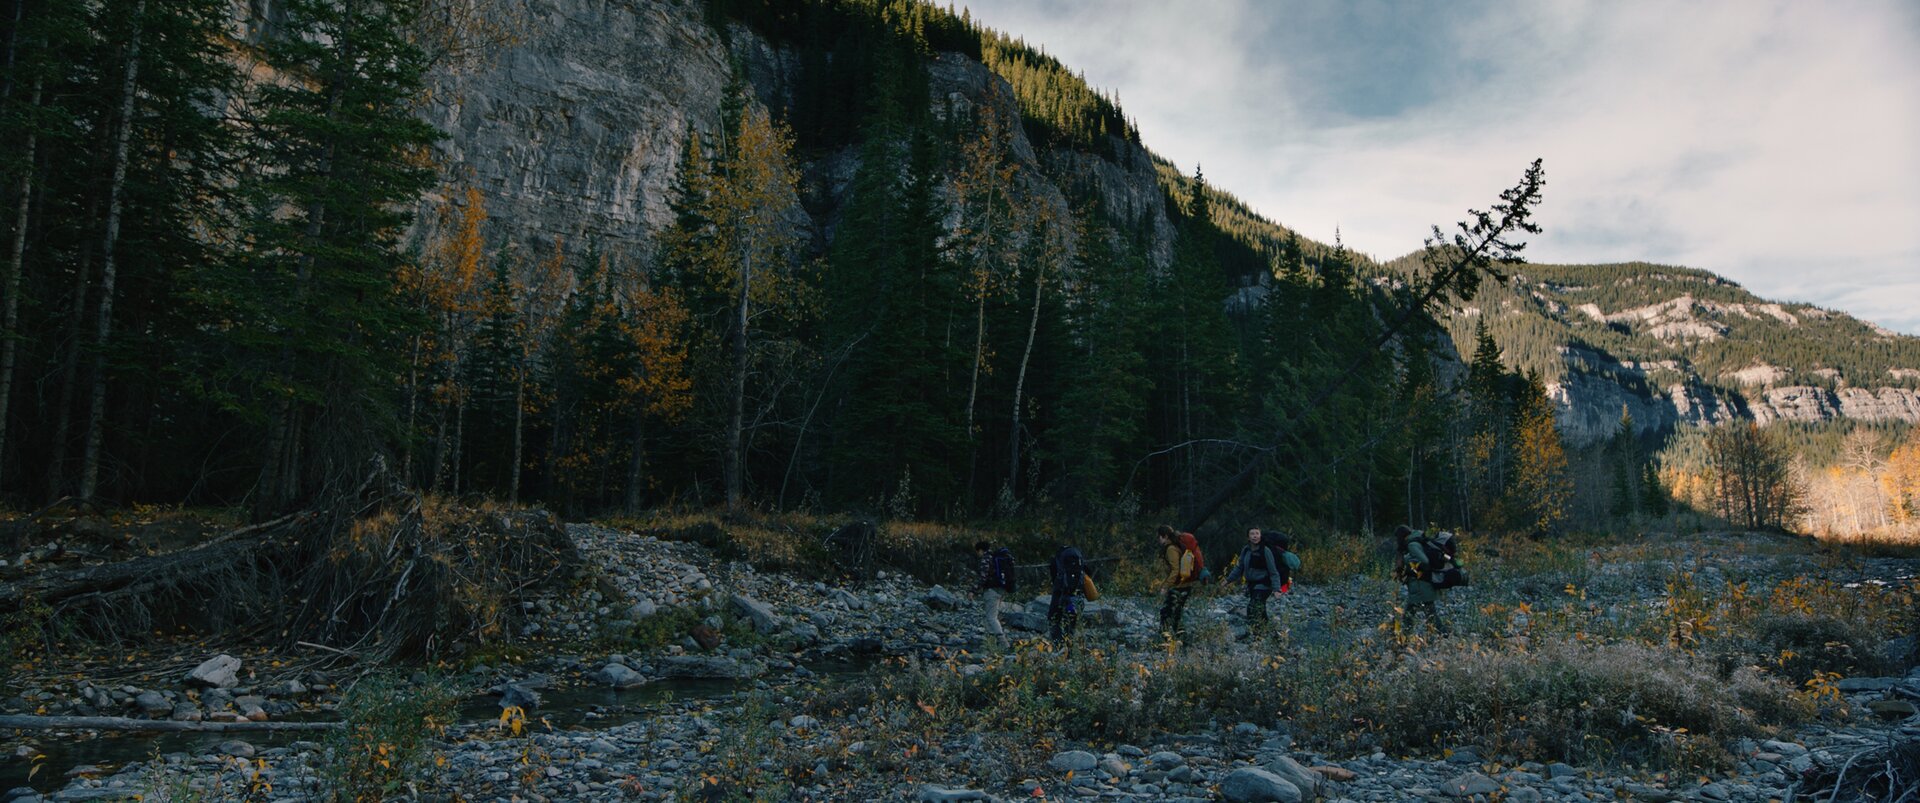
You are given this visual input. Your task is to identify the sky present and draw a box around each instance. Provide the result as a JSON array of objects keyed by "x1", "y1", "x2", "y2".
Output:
[{"x1": 956, "y1": 0, "x2": 1920, "y2": 334}]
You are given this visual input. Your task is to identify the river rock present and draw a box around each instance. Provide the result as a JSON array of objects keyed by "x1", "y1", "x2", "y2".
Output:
[
  {"x1": 1049, "y1": 750, "x2": 1098, "y2": 772},
  {"x1": 629, "y1": 599, "x2": 658, "y2": 619},
  {"x1": 1443, "y1": 772, "x2": 1502, "y2": 798},
  {"x1": 729, "y1": 594, "x2": 782, "y2": 633},
  {"x1": 1003, "y1": 612, "x2": 1047, "y2": 632},
  {"x1": 1219, "y1": 767, "x2": 1302, "y2": 802},
  {"x1": 1835, "y1": 677, "x2": 1897, "y2": 692},
  {"x1": 187, "y1": 654, "x2": 242, "y2": 689},
  {"x1": 1080, "y1": 606, "x2": 1123, "y2": 627},
  {"x1": 923, "y1": 586, "x2": 962, "y2": 611},
  {"x1": 1264, "y1": 756, "x2": 1322, "y2": 798},
  {"x1": 592, "y1": 663, "x2": 646, "y2": 688},
  {"x1": 499, "y1": 683, "x2": 542, "y2": 712},
  {"x1": 1867, "y1": 700, "x2": 1917, "y2": 718},
  {"x1": 654, "y1": 655, "x2": 763, "y2": 679},
  {"x1": 133, "y1": 691, "x2": 171, "y2": 718},
  {"x1": 1147, "y1": 751, "x2": 1185, "y2": 769},
  {"x1": 216, "y1": 740, "x2": 255, "y2": 758},
  {"x1": 1310, "y1": 765, "x2": 1354, "y2": 782},
  {"x1": 917, "y1": 786, "x2": 992, "y2": 802}
]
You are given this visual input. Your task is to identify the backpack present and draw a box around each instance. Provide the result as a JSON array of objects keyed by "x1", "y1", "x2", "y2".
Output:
[
  {"x1": 1175, "y1": 532, "x2": 1208, "y2": 584},
  {"x1": 1052, "y1": 547, "x2": 1085, "y2": 596},
  {"x1": 991, "y1": 547, "x2": 1016, "y2": 594},
  {"x1": 1405, "y1": 535, "x2": 1467, "y2": 588}
]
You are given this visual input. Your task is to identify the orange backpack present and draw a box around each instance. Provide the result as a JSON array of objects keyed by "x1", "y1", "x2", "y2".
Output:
[{"x1": 1175, "y1": 531, "x2": 1206, "y2": 583}]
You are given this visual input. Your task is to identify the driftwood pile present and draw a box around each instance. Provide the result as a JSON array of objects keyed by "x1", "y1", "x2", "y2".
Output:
[{"x1": 0, "y1": 461, "x2": 580, "y2": 663}]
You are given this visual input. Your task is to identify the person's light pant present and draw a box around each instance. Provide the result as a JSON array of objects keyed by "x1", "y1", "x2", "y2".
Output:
[{"x1": 982, "y1": 588, "x2": 1004, "y2": 636}]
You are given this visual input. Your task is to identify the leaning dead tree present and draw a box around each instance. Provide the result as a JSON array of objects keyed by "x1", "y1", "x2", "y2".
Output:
[{"x1": 0, "y1": 458, "x2": 580, "y2": 663}]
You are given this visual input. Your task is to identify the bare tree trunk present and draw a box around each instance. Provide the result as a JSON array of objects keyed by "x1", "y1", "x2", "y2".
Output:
[
  {"x1": 1006, "y1": 258, "x2": 1045, "y2": 489},
  {"x1": 46, "y1": 194, "x2": 101, "y2": 501},
  {"x1": 508, "y1": 373, "x2": 524, "y2": 503},
  {"x1": 0, "y1": 78, "x2": 40, "y2": 479},
  {"x1": 724, "y1": 248, "x2": 751, "y2": 514},
  {"x1": 402, "y1": 336, "x2": 420, "y2": 482},
  {"x1": 450, "y1": 399, "x2": 465, "y2": 494},
  {"x1": 624, "y1": 404, "x2": 644, "y2": 515},
  {"x1": 78, "y1": 0, "x2": 146, "y2": 505}
]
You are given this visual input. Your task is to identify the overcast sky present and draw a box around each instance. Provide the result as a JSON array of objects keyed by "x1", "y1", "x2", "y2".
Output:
[{"x1": 957, "y1": 0, "x2": 1920, "y2": 334}]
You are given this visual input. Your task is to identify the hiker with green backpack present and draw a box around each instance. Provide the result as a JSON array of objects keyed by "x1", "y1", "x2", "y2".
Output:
[
  {"x1": 1396, "y1": 525, "x2": 1463, "y2": 636},
  {"x1": 1221, "y1": 527, "x2": 1300, "y2": 638}
]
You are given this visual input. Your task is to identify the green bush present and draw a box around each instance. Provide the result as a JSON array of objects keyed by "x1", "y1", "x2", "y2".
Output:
[
  {"x1": 319, "y1": 672, "x2": 457, "y2": 802},
  {"x1": 1311, "y1": 638, "x2": 1807, "y2": 768}
]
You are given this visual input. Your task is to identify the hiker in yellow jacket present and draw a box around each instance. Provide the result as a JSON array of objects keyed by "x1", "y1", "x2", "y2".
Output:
[{"x1": 1155, "y1": 524, "x2": 1202, "y2": 642}]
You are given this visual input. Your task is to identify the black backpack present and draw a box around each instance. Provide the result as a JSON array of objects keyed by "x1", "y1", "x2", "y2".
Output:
[
  {"x1": 991, "y1": 547, "x2": 1016, "y2": 594},
  {"x1": 1418, "y1": 536, "x2": 1468, "y2": 589},
  {"x1": 1051, "y1": 547, "x2": 1084, "y2": 596}
]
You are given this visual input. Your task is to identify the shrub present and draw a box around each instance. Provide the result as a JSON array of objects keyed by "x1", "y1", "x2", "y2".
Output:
[
  {"x1": 1314, "y1": 638, "x2": 1806, "y2": 768},
  {"x1": 319, "y1": 673, "x2": 456, "y2": 802}
]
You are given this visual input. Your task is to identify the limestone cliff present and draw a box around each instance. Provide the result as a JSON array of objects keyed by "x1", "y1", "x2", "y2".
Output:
[{"x1": 404, "y1": 0, "x2": 1179, "y2": 273}]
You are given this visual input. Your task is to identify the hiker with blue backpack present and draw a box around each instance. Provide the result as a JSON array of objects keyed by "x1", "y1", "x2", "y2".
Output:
[
  {"x1": 1221, "y1": 527, "x2": 1300, "y2": 638},
  {"x1": 974, "y1": 540, "x2": 1016, "y2": 642}
]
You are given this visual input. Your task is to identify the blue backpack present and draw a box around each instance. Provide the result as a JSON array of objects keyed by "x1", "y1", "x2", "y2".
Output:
[{"x1": 991, "y1": 547, "x2": 1016, "y2": 593}]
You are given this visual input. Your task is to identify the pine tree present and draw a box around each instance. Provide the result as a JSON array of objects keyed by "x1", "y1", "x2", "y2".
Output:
[{"x1": 197, "y1": 0, "x2": 440, "y2": 515}]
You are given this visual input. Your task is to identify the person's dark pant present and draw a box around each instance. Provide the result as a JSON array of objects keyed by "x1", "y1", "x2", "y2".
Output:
[
  {"x1": 1402, "y1": 600, "x2": 1449, "y2": 635},
  {"x1": 1158, "y1": 587, "x2": 1192, "y2": 641},
  {"x1": 1048, "y1": 593, "x2": 1079, "y2": 641},
  {"x1": 1244, "y1": 587, "x2": 1271, "y2": 635}
]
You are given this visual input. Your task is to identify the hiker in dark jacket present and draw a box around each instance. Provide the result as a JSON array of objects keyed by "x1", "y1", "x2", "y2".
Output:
[
  {"x1": 974, "y1": 540, "x2": 1014, "y2": 643},
  {"x1": 1047, "y1": 545, "x2": 1086, "y2": 642},
  {"x1": 1221, "y1": 527, "x2": 1285, "y2": 637}
]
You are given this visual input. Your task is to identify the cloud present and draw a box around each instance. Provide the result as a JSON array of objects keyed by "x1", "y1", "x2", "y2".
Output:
[{"x1": 958, "y1": 0, "x2": 1920, "y2": 334}]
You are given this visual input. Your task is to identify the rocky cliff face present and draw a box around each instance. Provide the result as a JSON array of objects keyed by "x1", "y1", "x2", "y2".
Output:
[
  {"x1": 409, "y1": 0, "x2": 734, "y2": 266},
  {"x1": 405, "y1": 0, "x2": 1179, "y2": 273},
  {"x1": 1450, "y1": 266, "x2": 1920, "y2": 447}
]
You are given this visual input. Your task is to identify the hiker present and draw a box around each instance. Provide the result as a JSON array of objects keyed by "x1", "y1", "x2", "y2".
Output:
[
  {"x1": 974, "y1": 540, "x2": 1015, "y2": 642},
  {"x1": 1156, "y1": 524, "x2": 1202, "y2": 642},
  {"x1": 1221, "y1": 527, "x2": 1297, "y2": 637},
  {"x1": 1047, "y1": 545, "x2": 1086, "y2": 641},
  {"x1": 1396, "y1": 525, "x2": 1452, "y2": 635}
]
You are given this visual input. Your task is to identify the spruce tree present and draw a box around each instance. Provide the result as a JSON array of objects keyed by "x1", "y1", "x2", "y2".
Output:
[{"x1": 196, "y1": 0, "x2": 440, "y2": 514}]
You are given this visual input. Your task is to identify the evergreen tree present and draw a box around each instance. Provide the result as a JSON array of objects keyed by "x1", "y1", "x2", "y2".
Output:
[{"x1": 190, "y1": 0, "x2": 440, "y2": 515}]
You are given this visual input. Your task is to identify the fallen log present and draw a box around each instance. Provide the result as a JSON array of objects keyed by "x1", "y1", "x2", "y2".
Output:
[{"x1": 0, "y1": 714, "x2": 342, "y2": 733}]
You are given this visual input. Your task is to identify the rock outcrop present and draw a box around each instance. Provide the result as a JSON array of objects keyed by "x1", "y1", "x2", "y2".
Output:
[{"x1": 391, "y1": 0, "x2": 1180, "y2": 276}]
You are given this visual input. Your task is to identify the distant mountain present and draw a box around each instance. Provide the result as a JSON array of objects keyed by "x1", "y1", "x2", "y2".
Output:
[{"x1": 1372, "y1": 258, "x2": 1920, "y2": 446}]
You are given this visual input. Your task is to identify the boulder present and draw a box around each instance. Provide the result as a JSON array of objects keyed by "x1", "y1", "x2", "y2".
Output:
[
  {"x1": 923, "y1": 586, "x2": 962, "y2": 611},
  {"x1": 729, "y1": 594, "x2": 782, "y2": 634},
  {"x1": 654, "y1": 655, "x2": 764, "y2": 679},
  {"x1": 498, "y1": 683, "x2": 542, "y2": 712},
  {"x1": 591, "y1": 663, "x2": 646, "y2": 689},
  {"x1": 186, "y1": 655, "x2": 242, "y2": 689},
  {"x1": 1003, "y1": 612, "x2": 1048, "y2": 633},
  {"x1": 1441, "y1": 772, "x2": 1502, "y2": 798},
  {"x1": 1867, "y1": 699, "x2": 1917, "y2": 719},
  {"x1": 1264, "y1": 756, "x2": 1322, "y2": 798},
  {"x1": 1219, "y1": 767, "x2": 1302, "y2": 803},
  {"x1": 133, "y1": 691, "x2": 171, "y2": 718},
  {"x1": 1049, "y1": 750, "x2": 1098, "y2": 772}
]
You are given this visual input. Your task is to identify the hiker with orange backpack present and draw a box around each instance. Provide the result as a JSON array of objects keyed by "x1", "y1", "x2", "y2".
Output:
[{"x1": 1155, "y1": 524, "x2": 1205, "y2": 642}]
